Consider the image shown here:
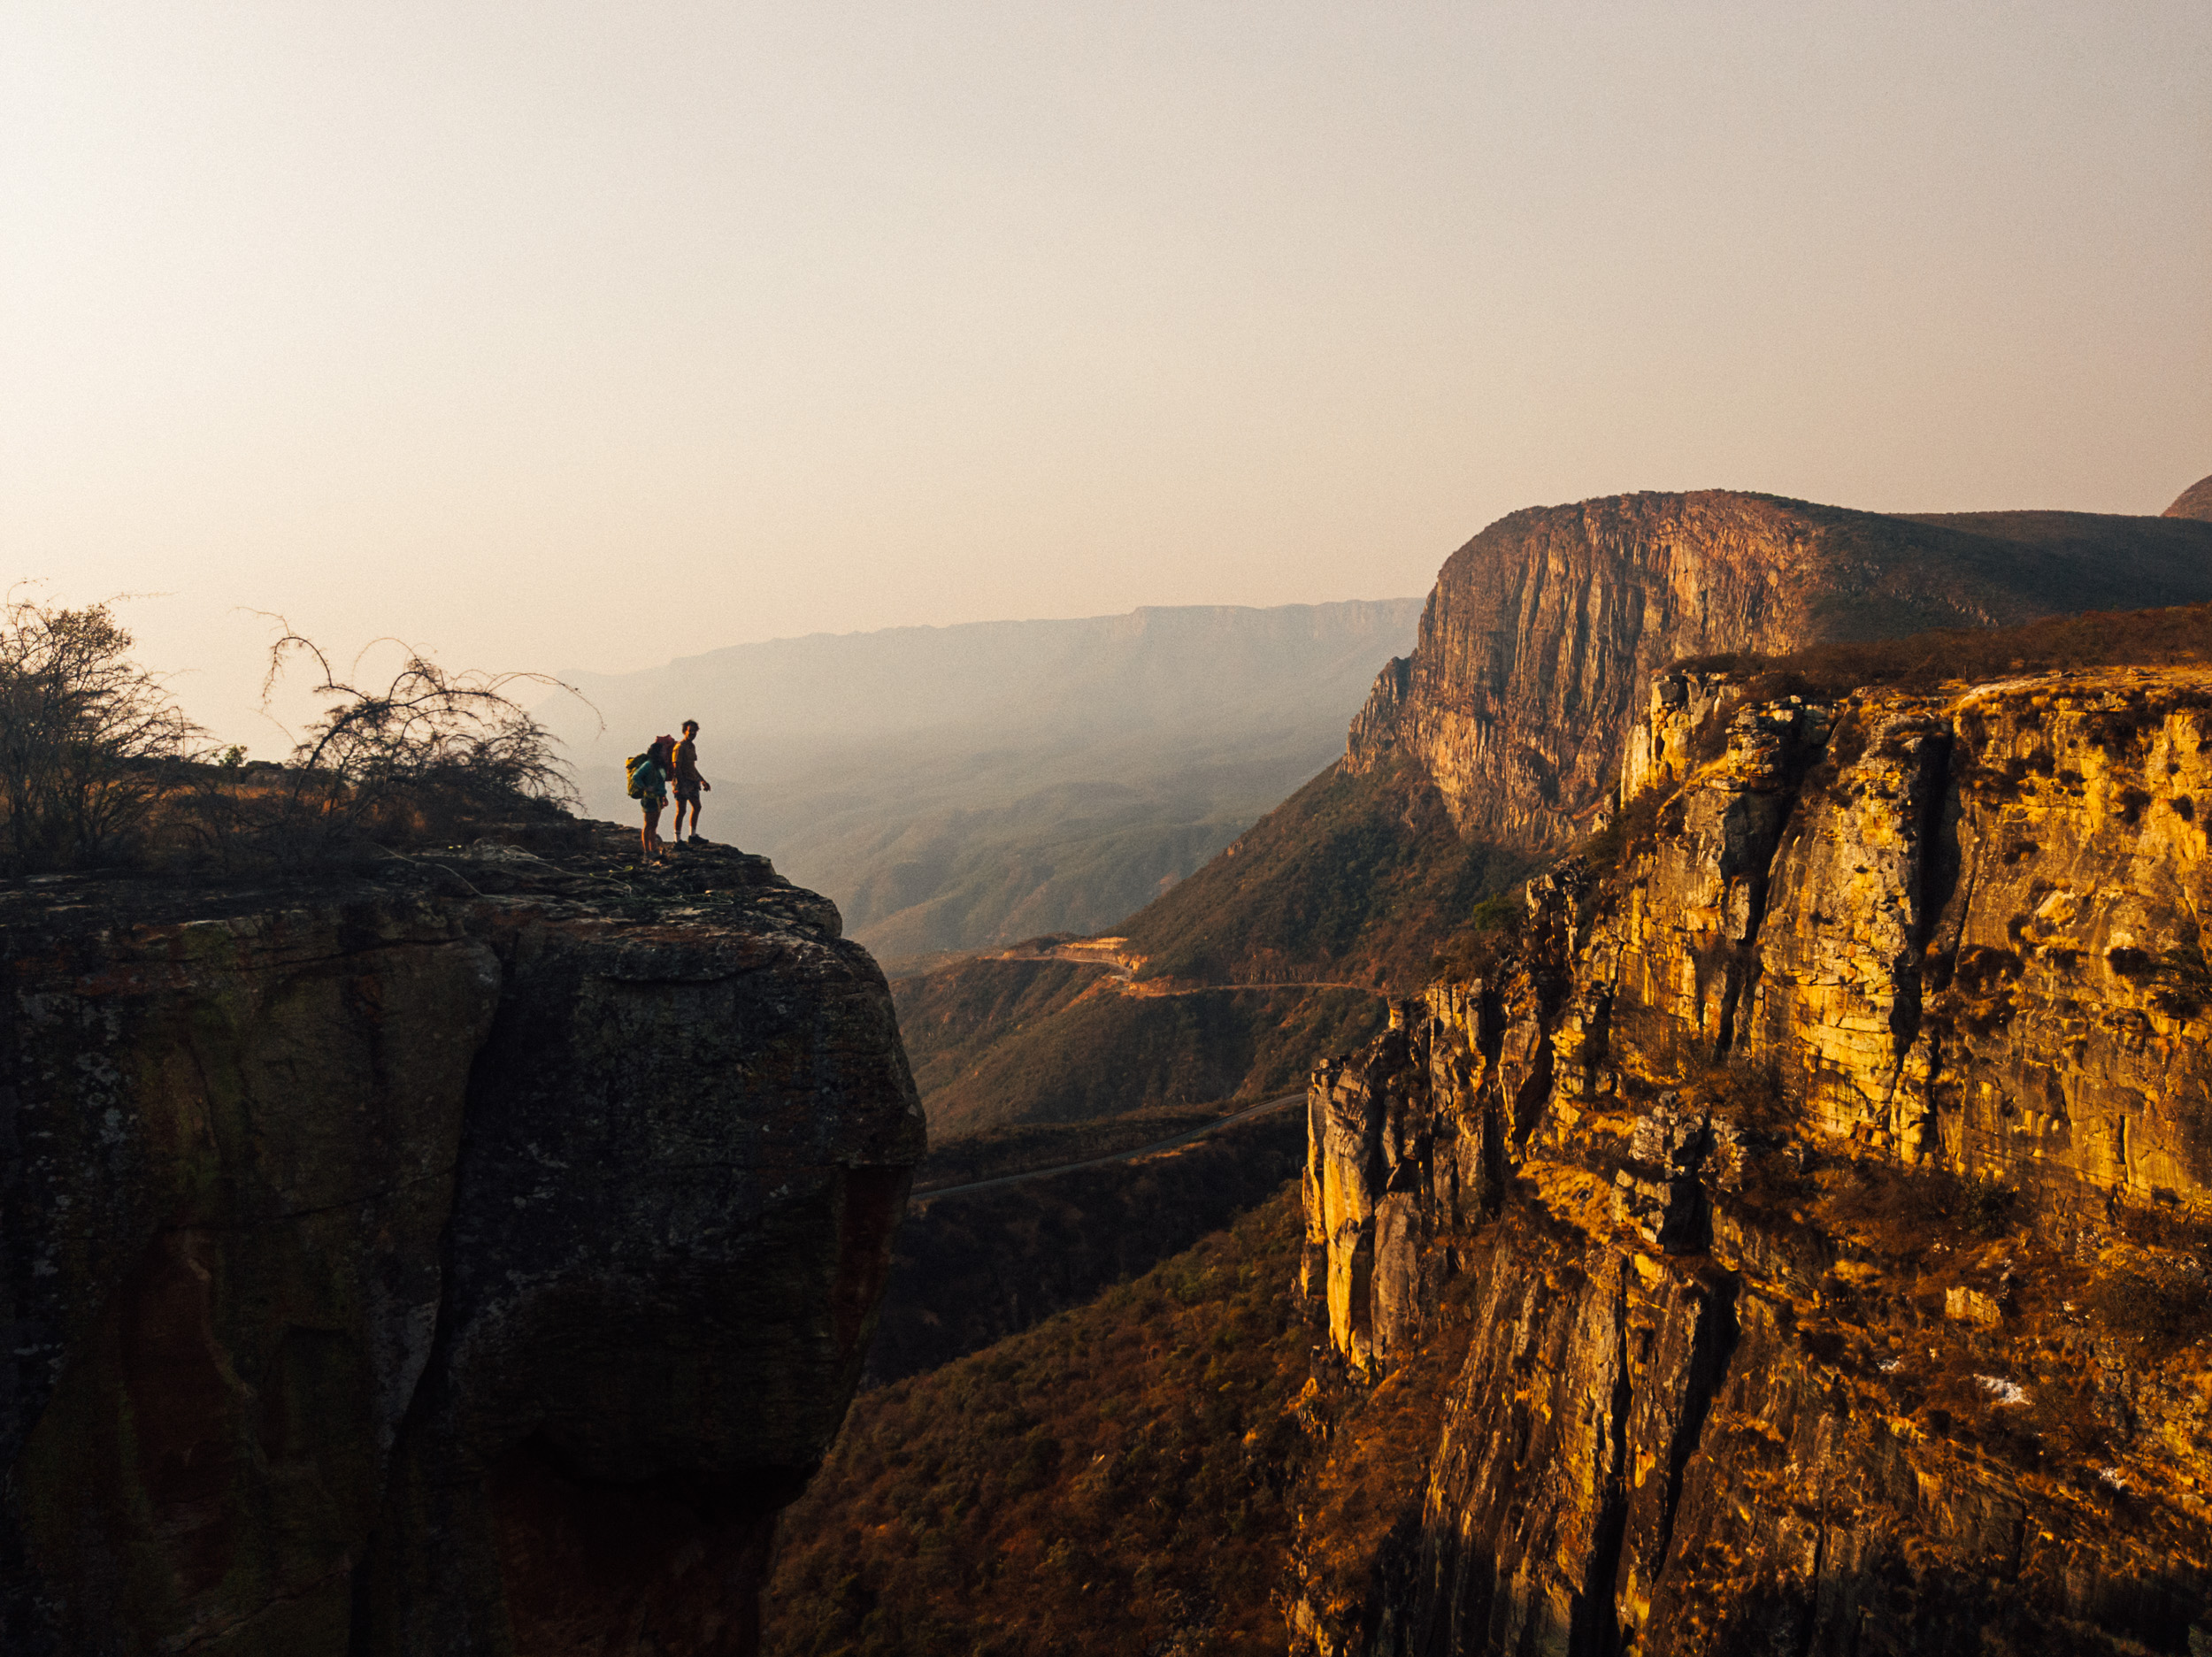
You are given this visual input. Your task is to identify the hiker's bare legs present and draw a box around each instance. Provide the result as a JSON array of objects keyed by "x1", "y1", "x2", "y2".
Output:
[
  {"x1": 674, "y1": 793, "x2": 700, "y2": 841},
  {"x1": 641, "y1": 802, "x2": 665, "y2": 861}
]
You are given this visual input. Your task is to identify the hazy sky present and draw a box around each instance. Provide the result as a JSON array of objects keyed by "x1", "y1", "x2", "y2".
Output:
[{"x1": 4, "y1": 2, "x2": 2208, "y2": 748}]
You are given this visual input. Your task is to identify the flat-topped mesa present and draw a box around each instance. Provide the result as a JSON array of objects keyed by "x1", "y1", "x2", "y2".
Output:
[
  {"x1": 1, "y1": 826, "x2": 926, "y2": 1657},
  {"x1": 1344, "y1": 489, "x2": 2212, "y2": 849}
]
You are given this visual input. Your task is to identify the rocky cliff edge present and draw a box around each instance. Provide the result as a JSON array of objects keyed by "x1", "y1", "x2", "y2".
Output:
[
  {"x1": 1299, "y1": 656, "x2": 2212, "y2": 1653},
  {"x1": 1, "y1": 828, "x2": 925, "y2": 1656}
]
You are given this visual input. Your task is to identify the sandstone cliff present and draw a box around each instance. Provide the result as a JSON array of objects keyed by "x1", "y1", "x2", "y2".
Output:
[
  {"x1": 1297, "y1": 652, "x2": 2212, "y2": 1653},
  {"x1": 0, "y1": 831, "x2": 925, "y2": 1656},
  {"x1": 1346, "y1": 491, "x2": 2212, "y2": 850}
]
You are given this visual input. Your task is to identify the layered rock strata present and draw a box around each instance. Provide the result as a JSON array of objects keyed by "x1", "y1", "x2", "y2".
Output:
[
  {"x1": 1345, "y1": 490, "x2": 2212, "y2": 850},
  {"x1": 1, "y1": 831, "x2": 924, "y2": 1656},
  {"x1": 1298, "y1": 664, "x2": 2212, "y2": 1653}
]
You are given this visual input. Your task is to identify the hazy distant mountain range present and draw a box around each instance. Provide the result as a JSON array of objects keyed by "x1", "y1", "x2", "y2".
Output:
[{"x1": 544, "y1": 600, "x2": 1423, "y2": 962}]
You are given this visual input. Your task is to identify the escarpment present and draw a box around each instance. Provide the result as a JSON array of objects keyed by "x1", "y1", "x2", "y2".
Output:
[
  {"x1": 1296, "y1": 654, "x2": 2212, "y2": 1654},
  {"x1": 0, "y1": 830, "x2": 925, "y2": 1656},
  {"x1": 1346, "y1": 490, "x2": 2212, "y2": 850}
]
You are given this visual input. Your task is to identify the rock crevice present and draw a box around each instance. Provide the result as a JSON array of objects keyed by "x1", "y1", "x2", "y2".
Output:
[{"x1": 1297, "y1": 663, "x2": 2212, "y2": 1654}]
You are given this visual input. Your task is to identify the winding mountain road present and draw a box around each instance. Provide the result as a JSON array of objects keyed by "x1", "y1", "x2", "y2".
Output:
[
  {"x1": 909, "y1": 1089, "x2": 1309, "y2": 1202},
  {"x1": 987, "y1": 940, "x2": 1386, "y2": 1001}
]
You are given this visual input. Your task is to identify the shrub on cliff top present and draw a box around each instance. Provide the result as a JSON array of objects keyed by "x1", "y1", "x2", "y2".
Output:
[
  {"x1": 1430, "y1": 891, "x2": 1521, "y2": 983},
  {"x1": 0, "y1": 592, "x2": 198, "y2": 874},
  {"x1": 268, "y1": 628, "x2": 579, "y2": 814},
  {"x1": 175, "y1": 628, "x2": 588, "y2": 870},
  {"x1": 0, "y1": 599, "x2": 595, "y2": 877}
]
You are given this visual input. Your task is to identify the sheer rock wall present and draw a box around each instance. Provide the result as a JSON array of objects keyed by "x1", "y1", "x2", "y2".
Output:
[
  {"x1": 1297, "y1": 666, "x2": 2212, "y2": 1653},
  {"x1": 1344, "y1": 490, "x2": 2212, "y2": 850},
  {"x1": 1, "y1": 833, "x2": 924, "y2": 1657}
]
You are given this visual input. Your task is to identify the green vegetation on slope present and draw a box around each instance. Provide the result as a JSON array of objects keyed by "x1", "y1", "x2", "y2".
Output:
[
  {"x1": 1123, "y1": 756, "x2": 1539, "y2": 990},
  {"x1": 1890, "y1": 506, "x2": 2212, "y2": 607},
  {"x1": 1699, "y1": 499, "x2": 2212, "y2": 641},
  {"x1": 764, "y1": 1189, "x2": 1315, "y2": 1657},
  {"x1": 891, "y1": 957, "x2": 1110, "y2": 1101}
]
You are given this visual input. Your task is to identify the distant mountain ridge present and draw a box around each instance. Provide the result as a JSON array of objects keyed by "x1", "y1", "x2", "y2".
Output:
[{"x1": 544, "y1": 598, "x2": 1424, "y2": 958}]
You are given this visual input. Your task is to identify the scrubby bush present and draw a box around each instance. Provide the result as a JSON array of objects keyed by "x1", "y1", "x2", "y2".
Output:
[
  {"x1": 244, "y1": 628, "x2": 581, "y2": 855},
  {"x1": 0, "y1": 593, "x2": 198, "y2": 873},
  {"x1": 0, "y1": 594, "x2": 592, "y2": 877},
  {"x1": 1430, "y1": 891, "x2": 1521, "y2": 982},
  {"x1": 170, "y1": 628, "x2": 588, "y2": 871}
]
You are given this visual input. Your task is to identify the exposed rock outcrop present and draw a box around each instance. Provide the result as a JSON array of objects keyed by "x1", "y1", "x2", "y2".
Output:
[
  {"x1": 1297, "y1": 661, "x2": 2212, "y2": 1653},
  {"x1": 1345, "y1": 491, "x2": 2212, "y2": 850},
  {"x1": 1, "y1": 832, "x2": 924, "y2": 1656},
  {"x1": 2168, "y1": 474, "x2": 2212, "y2": 523}
]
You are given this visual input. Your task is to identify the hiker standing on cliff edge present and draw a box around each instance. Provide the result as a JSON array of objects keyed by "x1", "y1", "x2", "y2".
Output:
[
  {"x1": 671, "y1": 719, "x2": 711, "y2": 845},
  {"x1": 626, "y1": 734, "x2": 676, "y2": 863}
]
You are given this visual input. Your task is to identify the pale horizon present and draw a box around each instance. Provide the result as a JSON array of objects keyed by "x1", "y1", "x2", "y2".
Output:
[{"x1": 6, "y1": 1, "x2": 2208, "y2": 750}]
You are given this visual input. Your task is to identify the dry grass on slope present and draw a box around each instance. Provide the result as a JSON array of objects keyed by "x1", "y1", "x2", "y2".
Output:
[
  {"x1": 1673, "y1": 600, "x2": 2212, "y2": 703},
  {"x1": 1122, "y1": 756, "x2": 1538, "y2": 993},
  {"x1": 764, "y1": 1189, "x2": 1317, "y2": 1657},
  {"x1": 894, "y1": 958, "x2": 1386, "y2": 1139}
]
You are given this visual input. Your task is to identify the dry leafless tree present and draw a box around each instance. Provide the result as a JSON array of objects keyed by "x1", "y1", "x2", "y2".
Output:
[
  {"x1": 0, "y1": 591, "x2": 198, "y2": 873},
  {"x1": 249, "y1": 624, "x2": 588, "y2": 857}
]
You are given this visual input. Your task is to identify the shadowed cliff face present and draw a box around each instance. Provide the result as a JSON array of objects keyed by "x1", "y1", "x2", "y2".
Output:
[
  {"x1": 0, "y1": 831, "x2": 925, "y2": 1656},
  {"x1": 1347, "y1": 491, "x2": 2212, "y2": 849},
  {"x1": 1297, "y1": 663, "x2": 2212, "y2": 1655}
]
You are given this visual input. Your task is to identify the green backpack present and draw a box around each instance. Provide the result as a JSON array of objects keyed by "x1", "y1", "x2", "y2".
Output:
[{"x1": 624, "y1": 752, "x2": 662, "y2": 799}]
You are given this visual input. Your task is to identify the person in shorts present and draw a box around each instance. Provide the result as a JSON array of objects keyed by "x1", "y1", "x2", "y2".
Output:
[{"x1": 670, "y1": 719, "x2": 711, "y2": 845}]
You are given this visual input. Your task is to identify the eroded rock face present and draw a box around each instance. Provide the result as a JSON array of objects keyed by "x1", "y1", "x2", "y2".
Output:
[
  {"x1": 1296, "y1": 666, "x2": 2212, "y2": 1654},
  {"x1": 1345, "y1": 490, "x2": 2212, "y2": 849},
  {"x1": 0, "y1": 831, "x2": 924, "y2": 1656}
]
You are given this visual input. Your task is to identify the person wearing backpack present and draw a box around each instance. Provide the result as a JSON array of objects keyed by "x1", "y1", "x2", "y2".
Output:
[{"x1": 625, "y1": 734, "x2": 676, "y2": 862}]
